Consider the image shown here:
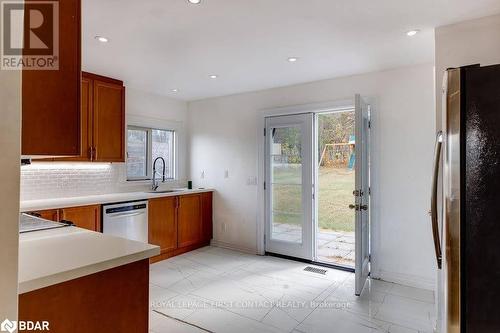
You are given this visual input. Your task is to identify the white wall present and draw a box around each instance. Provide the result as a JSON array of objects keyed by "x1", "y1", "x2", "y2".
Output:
[
  {"x1": 20, "y1": 88, "x2": 188, "y2": 201},
  {"x1": 435, "y1": 14, "x2": 500, "y2": 127},
  {"x1": 0, "y1": 71, "x2": 21, "y2": 320},
  {"x1": 188, "y1": 63, "x2": 437, "y2": 289}
]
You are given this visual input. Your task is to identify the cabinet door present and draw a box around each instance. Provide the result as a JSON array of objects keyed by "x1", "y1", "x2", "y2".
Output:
[
  {"x1": 93, "y1": 79, "x2": 125, "y2": 162},
  {"x1": 149, "y1": 197, "x2": 177, "y2": 254},
  {"x1": 30, "y1": 210, "x2": 60, "y2": 222},
  {"x1": 22, "y1": 0, "x2": 81, "y2": 156},
  {"x1": 178, "y1": 195, "x2": 202, "y2": 248},
  {"x1": 60, "y1": 205, "x2": 101, "y2": 232},
  {"x1": 201, "y1": 192, "x2": 213, "y2": 243},
  {"x1": 53, "y1": 75, "x2": 93, "y2": 161}
]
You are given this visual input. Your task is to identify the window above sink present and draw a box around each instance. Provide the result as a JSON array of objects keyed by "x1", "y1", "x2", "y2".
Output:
[{"x1": 127, "y1": 126, "x2": 176, "y2": 181}]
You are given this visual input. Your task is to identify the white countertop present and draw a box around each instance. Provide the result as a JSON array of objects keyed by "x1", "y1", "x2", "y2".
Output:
[
  {"x1": 20, "y1": 188, "x2": 214, "y2": 212},
  {"x1": 19, "y1": 226, "x2": 160, "y2": 294}
]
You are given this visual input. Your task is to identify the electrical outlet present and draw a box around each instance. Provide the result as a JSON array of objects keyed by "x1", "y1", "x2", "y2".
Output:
[{"x1": 201, "y1": 170, "x2": 205, "y2": 179}]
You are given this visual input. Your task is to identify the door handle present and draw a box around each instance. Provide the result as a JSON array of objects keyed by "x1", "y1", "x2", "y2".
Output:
[
  {"x1": 349, "y1": 204, "x2": 368, "y2": 211},
  {"x1": 431, "y1": 131, "x2": 443, "y2": 269}
]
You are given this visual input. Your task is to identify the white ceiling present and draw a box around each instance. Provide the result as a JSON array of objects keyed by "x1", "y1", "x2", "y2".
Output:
[{"x1": 82, "y1": 0, "x2": 500, "y2": 101}]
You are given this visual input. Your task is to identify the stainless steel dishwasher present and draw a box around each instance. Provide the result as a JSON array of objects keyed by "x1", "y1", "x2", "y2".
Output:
[{"x1": 102, "y1": 201, "x2": 148, "y2": 243}]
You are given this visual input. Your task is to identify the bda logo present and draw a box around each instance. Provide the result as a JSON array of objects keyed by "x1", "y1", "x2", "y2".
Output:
[{"x1": 0, "y1": 319, "x2": 17, "y2": 333}]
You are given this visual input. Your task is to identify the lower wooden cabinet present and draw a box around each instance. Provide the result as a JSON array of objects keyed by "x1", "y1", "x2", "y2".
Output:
[
  {"x1": 60, "y1": 205, "x2": 101, "y2": 232},
  {"x1": 149, "y1": 196, "x2": 178, "y2": 254},
  {"x1": 19, "y1": 259, "x2": 149, "y2": 333},
  {"x1": 149, "y1": 192, "x2": 213, "y2": 263},
  {"x1": 201, "y1": 192, "x2": 213, "y2": 242},
  {"x1": 178, "y1": 195, "x2": 202, "y2": 248},
  {"x1": 28, "y1": 205, "x2": 101, "y2": 232},
  {"x1": 27, "y1": 192, "x2": 212, "y2": 262},
  {"x1": 30, "y1": 209, "x2": 60, "y2": 222}
]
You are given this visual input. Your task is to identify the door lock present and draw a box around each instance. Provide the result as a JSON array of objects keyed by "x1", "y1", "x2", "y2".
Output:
[{"x1": 353, "y1": 190, "x2": 364, "y2": 197}]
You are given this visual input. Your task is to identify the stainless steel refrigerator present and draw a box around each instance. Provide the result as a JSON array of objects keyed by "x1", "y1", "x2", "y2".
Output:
[{"x1": 433, "y1": 64, "x2": 500, "y2": 333}]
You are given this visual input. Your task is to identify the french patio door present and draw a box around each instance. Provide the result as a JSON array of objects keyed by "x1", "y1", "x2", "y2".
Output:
[
  {"x1": 264, "y1": 96, "x2": 371, "y2": 295},
  {"x1": 264, "y1": 114, "x2": 314, "y2": 260}
]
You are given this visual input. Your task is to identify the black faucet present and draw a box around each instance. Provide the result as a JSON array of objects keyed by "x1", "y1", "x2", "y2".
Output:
[{"x1": 152, "y1": 157, "x2": 166, "y2": 191}]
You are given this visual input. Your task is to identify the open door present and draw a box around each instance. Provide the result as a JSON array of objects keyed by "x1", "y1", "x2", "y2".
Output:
[{"x1": 354, "y1": 94, "x2": 371, "y2": 296}]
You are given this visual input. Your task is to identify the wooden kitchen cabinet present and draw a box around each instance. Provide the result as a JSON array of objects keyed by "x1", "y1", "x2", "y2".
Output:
[
  {"x1": 177, "y1": 195, "x2": 203, "y2": 248},
  {"x1": 54, "y1": 72, "x2": 125, "y2": 162},
  {"x1": 92, "y1": 75, "x2": 126, "y2": 162},
  {"x1": 149, "y1": 197, "x2": 178, "y2": 255},
  {"x1": 29, "y1": 209, "x2": 60, "y2": 222},
  {"x1": 19, "y1": 259, "x2": 149, "y2": 333},
  {"x1": 60, "y1": 205, "x2": 101, "y2": 232},
  {"x1": 149, "y1": 192, "x2": 213, "y2": 263},
  {"x1": 201, "y1": 192, "x2": 213, "y2": 242},
  {"x1": 22, "y1": 0, "x2": 81, "y2": 156}
]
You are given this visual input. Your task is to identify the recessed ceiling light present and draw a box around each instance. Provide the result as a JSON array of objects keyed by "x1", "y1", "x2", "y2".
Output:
[
  {"x1": 209, "y1": 75, "x2": 218, "y2": 79},
  {"x1": 171, "y1": 89, "x2": 179, "y2": 93},
  {"x1": 287, "y1": 57, "x2": 299, "y2": 62},
  {"x1": 95, "y1": 36, "x2": 109, "y2": 43},
  {"x1": 406, "y1": 30, "x2": 420, "y2": 37},
  {"x1": 188, "y1": 0, "x2": 201, "y2": 4}
]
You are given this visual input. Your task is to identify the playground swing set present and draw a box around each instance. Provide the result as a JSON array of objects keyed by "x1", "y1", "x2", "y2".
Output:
[{"x1": 319, "y1": 135, "x2": 356, "y2": 169}]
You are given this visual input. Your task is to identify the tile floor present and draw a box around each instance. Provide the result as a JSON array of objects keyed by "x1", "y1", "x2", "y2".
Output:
[
  {"x1": 149, "y1": 246, "x2": 435, "y2": 333},
  {"x1": 272, "y1": 223, "x2": 355, "y2": 267}
]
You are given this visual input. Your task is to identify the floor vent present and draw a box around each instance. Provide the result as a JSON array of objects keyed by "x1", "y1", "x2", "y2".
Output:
[{"x1": 304, "y1": 266, "x2": 327, "y2": 275}]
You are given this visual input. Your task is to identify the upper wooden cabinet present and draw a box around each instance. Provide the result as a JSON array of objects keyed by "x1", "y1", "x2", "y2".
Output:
[
  {"x1": 92, "y1": 75, "x2": 126, "y2": 162},
  {"x1": 55, "y1": 72, "x2": 125, "y2": 162},
  {"x1": 22, "y1": 0, "x2": 81, "y2": 156}
]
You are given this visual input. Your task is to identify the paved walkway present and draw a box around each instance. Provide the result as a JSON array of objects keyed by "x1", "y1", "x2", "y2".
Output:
[{"x1": 273, "y1": 223, "x2": 355, "y2": 267}]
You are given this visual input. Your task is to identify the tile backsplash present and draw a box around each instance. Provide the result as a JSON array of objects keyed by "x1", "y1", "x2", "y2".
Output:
[{"x1": 20, "y1": 162, "x2": 184, "y2": 201}]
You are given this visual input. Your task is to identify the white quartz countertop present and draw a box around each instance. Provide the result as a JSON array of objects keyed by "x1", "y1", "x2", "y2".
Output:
[
  {"x1": 20, "y1": 188, "x2": 214, "y2": 212},
  {"x1": 18, "y1": 226, "x2": 160, "y2": 294}
]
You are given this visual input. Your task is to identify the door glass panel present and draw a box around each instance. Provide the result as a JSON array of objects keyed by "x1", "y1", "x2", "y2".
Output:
[
  {"x1": 271, "y1": 126, "x2": 303, "y2": 243},
  {"x1": 317, "y1": 111, "x2": 356, "y2": 267}
]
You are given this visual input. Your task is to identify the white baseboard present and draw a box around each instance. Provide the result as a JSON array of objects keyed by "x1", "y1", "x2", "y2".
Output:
[
  {"x1": 210, "y1": 240, "x2": 258, "y2": 255},
  {"x1": 372, "y1": 269, "x2": 435, "y2": 291}
]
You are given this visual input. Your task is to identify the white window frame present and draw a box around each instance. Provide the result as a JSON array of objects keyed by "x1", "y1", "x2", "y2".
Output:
[
  {"x1": 126, "y1": 114, "x2": 183, "y2": 183},
  {"x1": 126, "y1": 126, "x2": 176, "y2": 181}
]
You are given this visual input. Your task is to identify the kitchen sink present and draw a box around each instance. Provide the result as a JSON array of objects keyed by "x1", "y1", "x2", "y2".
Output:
[{"x1": 145, "y1": 189, "x2": 184, "y2": 194}]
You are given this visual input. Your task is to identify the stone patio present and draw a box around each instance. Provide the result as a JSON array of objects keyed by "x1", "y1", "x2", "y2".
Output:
[{"x1": 272, "y1": 223, "x2": 355, "y2": 267}]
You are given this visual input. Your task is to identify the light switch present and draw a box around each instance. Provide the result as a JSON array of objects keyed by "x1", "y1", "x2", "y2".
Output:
[
  {"x1": 247, "y1": 176, "x2": 257, "y2": 185},
  {"x1": 224, "y1": 170, "x2": 229, "y2": 178}
]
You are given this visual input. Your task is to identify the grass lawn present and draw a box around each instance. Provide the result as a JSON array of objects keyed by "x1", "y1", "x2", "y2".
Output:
[{"x1": 272, "y1": 166, "x2": 355, "y2": 232}]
